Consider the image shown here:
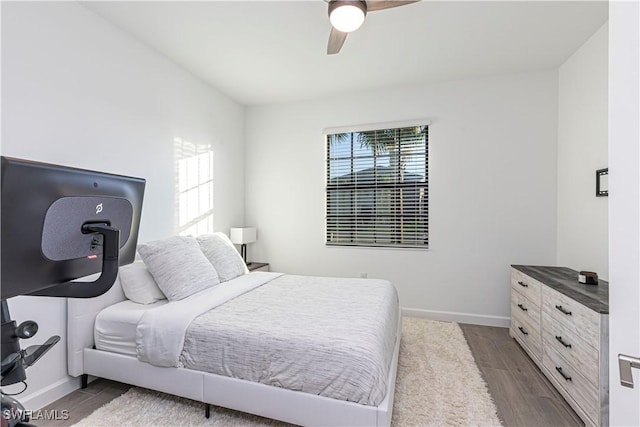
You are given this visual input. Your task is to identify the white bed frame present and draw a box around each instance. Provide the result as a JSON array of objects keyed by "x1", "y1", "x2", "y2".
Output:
[{"x1": 67, "y1": 277, "x2": 402, "y2": 426}]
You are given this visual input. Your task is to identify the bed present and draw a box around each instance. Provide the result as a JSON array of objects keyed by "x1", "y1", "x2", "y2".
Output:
[{"x1": 67, "y1": 234, "x2": 401, "y2": 427}]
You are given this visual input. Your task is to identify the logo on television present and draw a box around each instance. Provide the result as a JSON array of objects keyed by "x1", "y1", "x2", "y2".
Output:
[{"x1": 95, "y1": 203, "x2": 103, "y2": 214}]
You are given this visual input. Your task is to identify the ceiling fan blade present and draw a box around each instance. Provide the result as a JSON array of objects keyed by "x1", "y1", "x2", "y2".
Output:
[
  {"x1": 327, "y1": 27, "x2": 348, "y2": 55},
  {"x1": 366, "y1": 0, "x2": 420, "y2": 12}
]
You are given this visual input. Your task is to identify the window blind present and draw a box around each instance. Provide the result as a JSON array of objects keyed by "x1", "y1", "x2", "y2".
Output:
[{"x1": 326, "y1": 125, "x2": 429, "y2": 248}]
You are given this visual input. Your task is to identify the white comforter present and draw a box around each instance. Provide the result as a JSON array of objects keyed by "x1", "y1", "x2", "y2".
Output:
[
  {"x1": 136, "y1": 272, "x2": 399, "y2": 406},
  {"x1": 136, "y1": 272, "x2": 283, "y2": 367}
]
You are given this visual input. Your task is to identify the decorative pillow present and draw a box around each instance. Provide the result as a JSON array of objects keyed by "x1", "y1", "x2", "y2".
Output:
[
  {"x1": 119, "y1": 260, "x2": 166, "y2": 304},
  {"x1": 137, "y1": 235, "x2": 220, "y2": 301},
  {"x1": 197, "y1": 232, "x2": 249, "y2": 282}
]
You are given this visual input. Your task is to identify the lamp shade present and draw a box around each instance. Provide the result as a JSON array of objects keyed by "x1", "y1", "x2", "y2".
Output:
[
  {"x1": 230, "y1": 227, "x2": 257, "y2": 245},
  {"x1": 329, "y1": 1, "x2": 367, "y2": 33}
]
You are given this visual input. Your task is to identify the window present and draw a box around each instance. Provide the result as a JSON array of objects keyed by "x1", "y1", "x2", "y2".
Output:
[
  {"x1": 326, "y1": 124, "x2": 429, "y2": 248},
  {"x1": 174, "y1": 138, "x2": 214, "y2": 236}
]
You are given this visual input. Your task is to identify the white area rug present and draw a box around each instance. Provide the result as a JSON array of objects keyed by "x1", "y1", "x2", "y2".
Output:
[{"x1": 73, "y1": 317, "x2": 502, "y2": 426}]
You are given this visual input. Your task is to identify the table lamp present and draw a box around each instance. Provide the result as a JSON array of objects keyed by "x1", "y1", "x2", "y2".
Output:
[{"x1": 230, "y1": 227, "x2": 257, "y2": 264}]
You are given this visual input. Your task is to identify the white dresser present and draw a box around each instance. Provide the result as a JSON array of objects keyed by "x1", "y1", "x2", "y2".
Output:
[{"x1": 510, "y1": 265, "x2": 609, "y2": 427}]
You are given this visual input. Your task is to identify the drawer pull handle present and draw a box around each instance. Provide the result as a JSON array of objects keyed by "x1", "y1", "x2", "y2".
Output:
[
  {"x1": 555, "y1": 366, "x2": 572, "y2": 382},
  {"x1": 555, "y1": 335, "x2": 572, "y2": 348},
  {"x1": 555, "y1": 305, "x2": 572, "y2": 316},
  {"x1": 517, "y1": 303, "x2": 528, "y2": 312},
  {"x1": 518, "y1": 326, "x2": 528, "y2": 336},
  {"x1": 518, "y1": 281, "x2": 528, "y2": 288}
]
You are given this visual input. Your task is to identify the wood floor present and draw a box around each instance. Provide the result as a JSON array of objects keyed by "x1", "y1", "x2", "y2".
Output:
[
  {"x1": 37, "y1": 323, "x2": 583, "y2": 427},
  {"x1": 460, "y1": 324, "x2": 583, "y2": 427}
]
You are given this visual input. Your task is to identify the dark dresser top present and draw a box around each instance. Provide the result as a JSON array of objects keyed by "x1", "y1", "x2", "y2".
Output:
[{"x1": 511, "y1": 265, "x2": 609, "y2": 314}]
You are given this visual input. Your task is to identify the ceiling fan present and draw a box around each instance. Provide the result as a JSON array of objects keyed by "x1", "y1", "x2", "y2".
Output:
[{"x1": 326, "y1": 0, "x2": 420, "y2": 55}]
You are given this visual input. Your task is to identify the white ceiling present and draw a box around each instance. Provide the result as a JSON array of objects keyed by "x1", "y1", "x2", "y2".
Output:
[{"x1": 82, "y1": 1, "x2": 608, "y2": 106}]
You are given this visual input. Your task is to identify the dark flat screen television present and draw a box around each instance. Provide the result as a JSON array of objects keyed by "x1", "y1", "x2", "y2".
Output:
[{"x1": 1, "y1": 156, "x2": 145, "y2": 300}]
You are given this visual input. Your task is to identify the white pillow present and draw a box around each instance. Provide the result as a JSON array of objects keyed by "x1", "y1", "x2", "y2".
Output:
[
  {"x1": 119, "y1": 260, "x2": 166, "y2": 305},
  {"x1": 137, "y1": 235, "x2": 220, "y2": 301},
  {"x1": 197, "y1": 232, "x2": 249, "y2": 282}
]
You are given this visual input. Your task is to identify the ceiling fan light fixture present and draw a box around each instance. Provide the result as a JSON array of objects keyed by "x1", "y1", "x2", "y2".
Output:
[{"x1": 329, "y1": 1, "x2": 367, "y2": 33}]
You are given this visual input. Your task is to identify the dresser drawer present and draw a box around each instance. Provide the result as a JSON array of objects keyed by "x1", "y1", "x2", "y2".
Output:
[
  {"x1": 542, "y1": 313, "x2": 599, "y2": 387},
  {"x1": 511, "y1": 269, "x2": 542, "y2": 305},
  {"x1": 542, "y1": 285, "x2": 600, "y2": 348},
  {"x1": 512, "y1": 289, "x2": 541, "y2": 327},
  {"x1": 543, "y1": 345, "x2": 599, "y2": 425},
  {"x1": 511, "y1": 310, "x2": 541, "y2": 361}
]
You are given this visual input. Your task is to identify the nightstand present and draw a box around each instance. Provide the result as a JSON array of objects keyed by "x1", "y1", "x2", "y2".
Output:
[{"x1": 247, "y1": 262, "x2": 269, "y2": 272}]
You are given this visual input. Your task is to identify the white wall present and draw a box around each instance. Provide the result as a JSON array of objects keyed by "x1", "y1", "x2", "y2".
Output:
[
  {"x1": 245, "y1": 71, "x2": 559, "y2": 326},
  {"x1": 557, "y1": 23, "x2": 609, "y2": 280},
  {"x1": 1, "y1": 2, "x2": 245, "y2": 409}
]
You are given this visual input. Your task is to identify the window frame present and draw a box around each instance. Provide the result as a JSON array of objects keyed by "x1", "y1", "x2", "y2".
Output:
[{"x1": 324, "y1": 120, "x2": 430, "y2": 249}]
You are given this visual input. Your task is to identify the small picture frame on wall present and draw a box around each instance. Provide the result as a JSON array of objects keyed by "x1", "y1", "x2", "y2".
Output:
[{"x1": 596, "y1": 168, "x2": 608, "y2": 197}]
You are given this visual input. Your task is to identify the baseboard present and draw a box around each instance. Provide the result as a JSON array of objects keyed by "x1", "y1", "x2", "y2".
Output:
[
  {"x1": 402, "y1": 307, "x2": 510, "y2": 328},
  {"x1": 19, "y1": 376, "x2": 82, "y2": 411}
]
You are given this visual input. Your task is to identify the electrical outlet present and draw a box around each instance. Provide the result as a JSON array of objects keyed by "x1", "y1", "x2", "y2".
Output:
[{"x1": 360, "y1": 272, "x2": 368, "y2": 279}]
